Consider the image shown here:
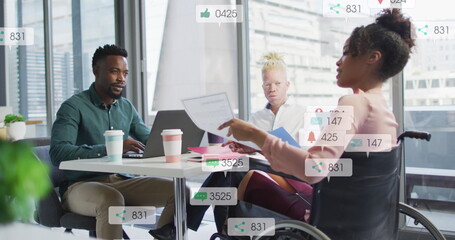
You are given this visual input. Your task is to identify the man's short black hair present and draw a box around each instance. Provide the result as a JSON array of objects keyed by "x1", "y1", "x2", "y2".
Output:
[{"x1": 92, "y1": 44, "x2": 128, "y2": 67}]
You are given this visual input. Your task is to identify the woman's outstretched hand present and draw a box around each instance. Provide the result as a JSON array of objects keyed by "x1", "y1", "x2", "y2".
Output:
[
  {"x1": 218, "y1": 118, "x2": 268, "y2": 148},
  {"x1": 222, "y1": 140, "x2": 259, "y2": 154}
]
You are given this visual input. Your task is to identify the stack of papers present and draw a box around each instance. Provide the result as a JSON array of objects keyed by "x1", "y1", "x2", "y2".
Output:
[{"x1": 182, "y1": 93, "x2": 301, "y2": 150}]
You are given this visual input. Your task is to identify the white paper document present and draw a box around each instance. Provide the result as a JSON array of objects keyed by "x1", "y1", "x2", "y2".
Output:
[{"x1": 182, "y1": 92, "x2": 260, "y2": 150}]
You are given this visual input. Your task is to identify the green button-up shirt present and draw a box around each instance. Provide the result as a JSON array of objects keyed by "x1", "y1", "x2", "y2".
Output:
[{"x1": 50, "y1": 83, "x2": 150, "y2": 190}]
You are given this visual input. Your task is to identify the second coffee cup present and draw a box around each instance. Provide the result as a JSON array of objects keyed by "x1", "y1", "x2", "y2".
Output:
[
  {"x1": 161, "y1": 129, "x2": 183, "y2": 163},
  {"x1": 104, "y1": 130, "x2": 124, "y2": 163}
]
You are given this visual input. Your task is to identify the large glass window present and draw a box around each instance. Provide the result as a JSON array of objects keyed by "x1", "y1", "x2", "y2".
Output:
[
  {"x1": 446, "y1": 78, "x2": 455, "y2": 87},
  {"x1": 4, "y1": 0, "x2": 115, "y2": 137},
  {"x1": 431, "y1": 79, "x2": 440, "y2": 88},
  {"x1": 5, "y1": 0, "x2": 45, "y2": 135},
  {"x1": 403, "y1": 0, "x2": 455, "y2": 232},
  {"x1": 247, "y1": 1, "x2": 391, "y2": 114},
  {"x1": 51, "y1": 0, "x2": 115, "y2": 119},
  {"x1": 249, "y1": 0, "x2": 455, "y2": 234}
]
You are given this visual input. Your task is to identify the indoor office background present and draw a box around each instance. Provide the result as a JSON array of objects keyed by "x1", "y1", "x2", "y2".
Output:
[{"x1": 1, "y1": 0, "x2": 454, "y2": 239}]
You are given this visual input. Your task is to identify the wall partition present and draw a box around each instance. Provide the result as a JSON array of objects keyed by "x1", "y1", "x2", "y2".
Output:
[{"x1": 143, "y1": 0, "x2": 240, "y2": 125}]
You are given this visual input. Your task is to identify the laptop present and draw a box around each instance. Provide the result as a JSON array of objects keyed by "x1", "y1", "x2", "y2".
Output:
[{"x1": 123, "y1": 110, "x2": 205, "y2": 158}]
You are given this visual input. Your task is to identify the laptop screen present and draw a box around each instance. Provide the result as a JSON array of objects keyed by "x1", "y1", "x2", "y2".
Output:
[{"x1": 142, "y1": 110, "x2": 205, "y2": 158}]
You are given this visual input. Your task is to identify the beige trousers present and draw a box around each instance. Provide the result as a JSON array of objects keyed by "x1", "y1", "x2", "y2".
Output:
[{"x1": 62, "y1": 174, "x2": 180, "y2": 240}]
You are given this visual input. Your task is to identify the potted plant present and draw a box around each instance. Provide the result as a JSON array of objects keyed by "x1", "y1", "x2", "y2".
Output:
[
  {"x1": 0, "y1": 140, "x2": 51, "y2": 224},
  {"x1": 0, "y1": 122, "x2": 6, "y2": 140},
  {"x1": 4, "y1": 114, "x2": 26, "y2": 141}
]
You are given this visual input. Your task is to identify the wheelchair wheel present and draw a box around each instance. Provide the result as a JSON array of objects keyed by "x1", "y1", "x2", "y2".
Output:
[
  {"x1": 399, "y1": 202, "x2": 446, "y2": 240},
  {"x1": 254, "y1": 220, "x2": 331, "y2": 240}
]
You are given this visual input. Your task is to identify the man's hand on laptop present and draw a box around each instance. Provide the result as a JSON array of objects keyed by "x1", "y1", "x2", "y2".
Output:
[{"x1": 123, "y1": 138, "x2": 145, "y2": 153}]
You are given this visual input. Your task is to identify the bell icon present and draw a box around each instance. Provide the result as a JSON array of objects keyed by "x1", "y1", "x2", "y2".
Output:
[{"x1": 308, "y1": 131, "x2": 316, "y2": 143}]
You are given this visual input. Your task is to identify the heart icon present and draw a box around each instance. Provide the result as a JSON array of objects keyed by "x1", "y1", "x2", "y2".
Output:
[{"x1": 378, "y1": 0, "x2": 384, "y2": 3}]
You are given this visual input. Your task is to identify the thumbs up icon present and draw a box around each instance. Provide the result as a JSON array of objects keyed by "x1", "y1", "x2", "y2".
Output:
[{"x1": 200, "y1": 8, "x2": 210, "y2": 18}]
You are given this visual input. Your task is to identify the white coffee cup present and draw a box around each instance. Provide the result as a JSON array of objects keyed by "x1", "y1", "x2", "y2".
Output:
[
  {"x1": 161, "y1": 129, "x2": 183, "y2": 163},
  {"x1": 104, "y1": 130, "x2": 124, "y2": 163}
]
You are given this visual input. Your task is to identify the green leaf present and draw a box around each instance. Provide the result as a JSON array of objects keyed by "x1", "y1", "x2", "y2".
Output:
[
  {"x1": 0, "y1": 140, "x2": 51, "y2": 223},
  {"x1": 3, "y1": 114, "x2": 26, "y2": 127}
]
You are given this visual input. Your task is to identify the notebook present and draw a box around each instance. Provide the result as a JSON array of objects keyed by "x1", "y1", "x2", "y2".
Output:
[{"x1": 123, "y1": 110, "x2": 205, "y2": 158}]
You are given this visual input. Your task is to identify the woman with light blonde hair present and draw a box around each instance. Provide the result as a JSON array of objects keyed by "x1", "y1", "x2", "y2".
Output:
[{"x1": 227, "y1": 52, "x2": 313, "y2": 223}]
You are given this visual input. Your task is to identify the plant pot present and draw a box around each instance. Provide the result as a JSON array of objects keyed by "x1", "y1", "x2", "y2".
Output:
[
  {"x1": 7, "y1": 122, "x2": 26, "y2": 141},
  {"x1": 0, "y1": 127, "x2": 7, "y2": 140}
]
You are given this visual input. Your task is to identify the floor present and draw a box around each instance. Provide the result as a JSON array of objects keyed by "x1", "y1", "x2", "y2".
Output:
[
  {"x1": 61, "y1": 175, "x2": 220, "y2": 240},
  {"x1": 67, "y1": 218, "x2": 218, "y2": 240},
  {"x1": 44, "y1": 174, "x2": 455, "y2": 239}
]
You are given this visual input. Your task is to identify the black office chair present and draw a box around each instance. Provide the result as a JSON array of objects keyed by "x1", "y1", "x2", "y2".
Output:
[
  {"x1": 21, "y1": 137, "x2": 129, "y2": 239},
  {"x1": 210, "y1": 131, "x2": 445, "y2": 240}
]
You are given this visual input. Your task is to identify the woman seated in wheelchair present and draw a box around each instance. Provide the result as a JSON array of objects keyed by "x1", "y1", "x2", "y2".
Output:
[{"x1": 219, "y1": 7, "x2": 414, "y2": 233}]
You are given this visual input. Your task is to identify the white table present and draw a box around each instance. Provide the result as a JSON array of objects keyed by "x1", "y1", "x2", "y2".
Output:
[{"x1": 59, "y1": 154, "x2": 205, "y2": 240}]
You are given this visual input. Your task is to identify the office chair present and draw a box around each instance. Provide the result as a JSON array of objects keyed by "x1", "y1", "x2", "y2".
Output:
[
  {"x1": 20, "y1": 137, "x2": 129, "y2": 239},
  {"x1": 210, "y1": 131, "x2": 445, "y2": 240}
]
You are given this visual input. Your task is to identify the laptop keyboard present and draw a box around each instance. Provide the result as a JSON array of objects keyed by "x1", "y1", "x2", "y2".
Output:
[{"x1": 123, "y1": 152, "x2": 144, "y2": 158}]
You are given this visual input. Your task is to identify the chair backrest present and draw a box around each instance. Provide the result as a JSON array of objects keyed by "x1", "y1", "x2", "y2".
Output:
[
  {"x1": 27, "y1": 138, "x2": 66, "y2": 228},
  {"x1": 310, "y1": 147, "x2": 401, "y2": 240}
]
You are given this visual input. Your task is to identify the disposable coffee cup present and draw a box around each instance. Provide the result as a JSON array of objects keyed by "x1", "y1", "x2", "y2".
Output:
[
  {"x1": 161, "y1": 129, "x2": 183, "y2": 163},
  {"x1": 104, "y1": 130, "x2": 124, "y2": 163}
]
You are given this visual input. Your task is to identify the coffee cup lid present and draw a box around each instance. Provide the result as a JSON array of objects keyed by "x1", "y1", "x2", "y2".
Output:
[
  {"x1": 104, "y1": 130, "x2": 124, "y2": 136},
  {"x1": 161, "y1": 129, "x2": 183, "y2": 135}
]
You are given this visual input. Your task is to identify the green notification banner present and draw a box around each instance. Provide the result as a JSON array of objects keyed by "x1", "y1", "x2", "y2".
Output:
[
  {"x1": 196, "y1": 5, "x2": 243, "y2": 24},
  {"x1": 227, "y1": 218, "x2": 275, "y2": 238},
  {"x1": 322, "y1": 0, "x2": 370, "y2": 18},
  {"x1": 202, "y1": 154, "x2": 249, "y2": 173},
  {"x1": 0, "y1": 28, "x2": 34, "y2": 46},
  {"x1": 304, "y1": 112, "x2": 353, "y2": 131},
  {"x1": 345, "y1": 134, "x2": 392, "y2": 153},
  {"x1": 414, "y1": 21, "x2": 455, "y2": 40},
  {"x1": 108, "y1": 206, "x2": 156, "y2": 225},
  {"x1": 305, "y1": 158, "x2": 353, "y2": 178},
  {"x1": 190, "y1": 187, "x2": 237, "y2": 206}
]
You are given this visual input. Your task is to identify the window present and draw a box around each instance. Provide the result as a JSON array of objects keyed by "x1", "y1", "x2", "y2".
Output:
[
  {"x1": 144, "y1": 0, "x2": 168, "y2": 121},
  {"x1": 431, "y1": 79, "x2": 440, "y2": 88},
  {"x1": 245, "y1": 0, "x2": 455, "y2": 234},
  {"x1": 52, "y1": 0, "x2": 116, "y2": 116},
  {"x1": 417, "y1": 99, "x2": 427, "y2": 106},
  {"x1": 405, "y1": 80, "x2": 414, "y2": 89},
  {"x1": 4, "y1": 0, "x2": 116, "y2": 137},
  {"x1": 248, "y1": 1, "x2": 383, "y2": 114},
  {"x1": 446, "y1": 78, "x2": 455, "y2": 87},
  {"x1": 404, "y1": 0, "x2": 455, "y2": 232},
  {"x1": 418, "y1": 79, "x2": 427, "y2": 88},
  {"x1": 5, "y1": 0, "x2": 45, "y2": 134}
]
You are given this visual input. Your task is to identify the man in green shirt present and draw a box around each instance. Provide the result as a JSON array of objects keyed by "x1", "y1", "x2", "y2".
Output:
[{"x1": 50, "y1": 44, "x2": 177, "y2": 240}]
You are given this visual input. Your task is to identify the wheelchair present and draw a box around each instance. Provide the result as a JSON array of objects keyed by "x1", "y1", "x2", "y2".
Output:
[{"x1": 209, "y1": 131, "x2": 446, "y2": 240}]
